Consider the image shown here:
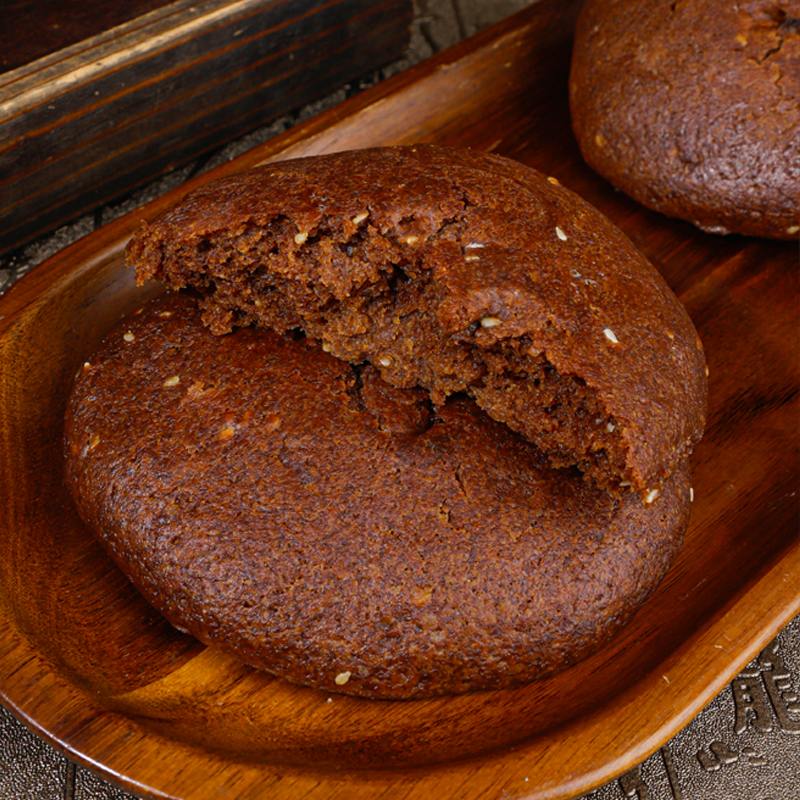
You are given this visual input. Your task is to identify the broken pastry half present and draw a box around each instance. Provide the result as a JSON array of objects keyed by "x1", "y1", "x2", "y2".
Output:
[{"x1": 65, "y1": 145, "x2": 707, "y2": 698}]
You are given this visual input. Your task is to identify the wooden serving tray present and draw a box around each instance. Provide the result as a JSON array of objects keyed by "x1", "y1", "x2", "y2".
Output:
[{"x1": 0, "y1": 1, "x2": 798, "y2": 798}]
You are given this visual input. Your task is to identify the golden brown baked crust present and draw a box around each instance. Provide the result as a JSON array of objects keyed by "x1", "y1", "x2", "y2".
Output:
[
  {"x1": 127, "y1": 145, "x2": 707, "y2": 497},
  {"x1": 64, "y1": 293, "x2": 692, "y2": 698},
  {"x1": 569, "y1": 0, "x2": 800, "y2": 239}
]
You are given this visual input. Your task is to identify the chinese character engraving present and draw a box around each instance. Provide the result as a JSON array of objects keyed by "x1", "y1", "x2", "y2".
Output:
[
  {"x1": 660, "y1": 745, "x2": 684, "y2": 800},
  {"x1": 732, "y1": 637, "x2": 800, "y2": 735},
  {"x1": 618, "y1": 748, "x2": 683, "y2": 799},
  {"x1": 759, "y1": 640, "x2": 800, "y2": 734},
  {"x1": 740, "y1": 746, "x2": 768, "y2": 766},
  {"x1": 733, "y1": 669, "x2": 774, "y2": 734},
  {"x1": 619, "y1": 764, "x2": 650, "y2": 800},
  {"x1": 697, "y1": 740, "x2": 739, "y2": 771},
  {"x1": 696, "y1": 740, "x2": 768, "y2": 772}
]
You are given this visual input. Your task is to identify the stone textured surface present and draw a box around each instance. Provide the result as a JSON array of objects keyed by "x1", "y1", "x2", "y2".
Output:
[
  {"x1": 0, "y1": 708, "x2": 70, "y2": 798},
  {"x1": 583, "y1": 614, "x2": 800, "y2": 800}
]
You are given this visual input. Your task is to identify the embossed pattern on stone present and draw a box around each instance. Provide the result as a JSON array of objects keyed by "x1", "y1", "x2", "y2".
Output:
[{"x1": 583, "y1": 613, "x2": 800, "y2": 800}]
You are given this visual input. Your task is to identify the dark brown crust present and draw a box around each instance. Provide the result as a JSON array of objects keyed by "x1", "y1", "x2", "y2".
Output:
[
  {"x1": 569, "y1": 0, "x2": 800, "y2": 239},
  {"x1": 64, "y1": 293, "x2": 692, "y2": 698},
  {"x1": 126, "y1": 144, "x2": 707, "y2": 495}
]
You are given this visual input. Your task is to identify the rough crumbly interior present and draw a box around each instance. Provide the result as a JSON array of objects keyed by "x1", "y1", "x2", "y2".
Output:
[{"x1": 155, "y1": 213, "x2": 630, "y2": 489}]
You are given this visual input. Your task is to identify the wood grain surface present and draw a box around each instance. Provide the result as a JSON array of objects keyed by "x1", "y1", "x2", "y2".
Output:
[
  {"x1": 1, "y1": 0, "x2": 172, "y2": 73},
  {"x1": 0, "y1": 0, "x2": 413, "y2": 255},
  {"x1": 0, "y1": 0, "x2": 798, "y2": 798}
]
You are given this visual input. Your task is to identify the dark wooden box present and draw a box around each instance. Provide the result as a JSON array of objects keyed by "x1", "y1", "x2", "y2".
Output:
[{"x1": 0, "y1": 0, "x2": 413, "y2": 254}]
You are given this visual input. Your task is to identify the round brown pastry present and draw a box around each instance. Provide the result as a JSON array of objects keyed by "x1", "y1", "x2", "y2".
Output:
[
  {"x1": 127, "y1": 144, "x2": 707, "y2": 499},
  {"x1": 569, "y1": 0, "x2": 800, "y2": 239},
  {"x1": 64, "y1": 292, "x2": 692, "y2": 699}
]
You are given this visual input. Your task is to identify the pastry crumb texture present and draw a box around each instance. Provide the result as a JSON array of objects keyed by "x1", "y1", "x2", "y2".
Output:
[{"x1": 128, "y1": 145, "x2": 707, "y2": 496}]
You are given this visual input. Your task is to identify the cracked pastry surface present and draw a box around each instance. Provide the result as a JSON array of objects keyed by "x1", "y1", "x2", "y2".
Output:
[
  {"x1": 127, "y1": 144, "x2": 707, "y2": 497},
  {"x1": 64, "y1": 292, "x2": 692, "y2": 698},
  {"x1": 569, "y1": 0, "x2": 800, "y2": 239},
  {"x1": 68, "y1": 145, "x2": 708, "y2": 697}
]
